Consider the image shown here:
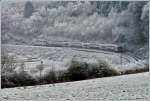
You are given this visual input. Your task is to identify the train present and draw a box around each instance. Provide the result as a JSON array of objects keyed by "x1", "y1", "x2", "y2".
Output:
[{"x1": 32, "y1": 40, "x2": 123, "y2": 52}]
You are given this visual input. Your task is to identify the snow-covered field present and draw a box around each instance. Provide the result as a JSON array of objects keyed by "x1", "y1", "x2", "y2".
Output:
[
  {"x1": 3, "y1": 44, "x2": 129, "y2": 64},
  {"x1": 2, "y1": 44, "x2": 147, "y2": 77},
  {"x1": 3, "y1": 44, "x2": 137, "y2": 63},
  {"x1": 1, "y1": 72, "x2": 149, "y2": 101}
]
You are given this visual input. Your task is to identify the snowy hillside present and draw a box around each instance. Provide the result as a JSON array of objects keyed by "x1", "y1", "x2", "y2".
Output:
[{"x1": 1, "y1": 72, "x2": 149, "y2": 101}]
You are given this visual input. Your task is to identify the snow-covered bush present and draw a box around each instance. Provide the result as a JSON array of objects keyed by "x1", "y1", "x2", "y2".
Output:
[
  {"x1": 88, "y1": 60, "x2": 120, "y2": 78},
  {"x1": 65, "y1": 60, "x2": 89, "y2": 81},
  {"x1": 10, "y1": 71, "x2": 37, "y2": 87},
  {"x1": 2, "y1": 71, "x2": 37, "y2": 88},
  {"x1": 2, "y1": 62, "x2": 37, "y2": 88},
  {"x1": 1, "y1": 53, "x2": 17, "y2": 88},
  {"x1": 1, "y1": 73, "x2": 16, "y2": 88},
  {"x1": 64, "y1": 59, "x2": 119, "y2": 81},
  {"x1": 43, "y1": 67, "x2": 57, "y2": 84}
]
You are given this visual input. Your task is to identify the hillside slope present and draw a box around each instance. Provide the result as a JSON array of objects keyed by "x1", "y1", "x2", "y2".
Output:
[{"x1": 1, "y1": 72, "x2": 149, "y2": 101}]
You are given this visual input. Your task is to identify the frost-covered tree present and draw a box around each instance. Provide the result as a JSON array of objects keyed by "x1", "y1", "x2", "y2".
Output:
[
  {"x1": 24, "y1": 1, "x2": 34, "y2": 18},
  {"x1": 127, "y1": 2, "x2": 147, "y2": 43},
  {"x1": 92, "y1": 1, "x2": 129, "y2": 16},
  {"x1": 141, "y1": 2, "x2": 149, "y2": 43},
  {"x1": 111, "y1": 1, "x2": 147, "y2": 44},
  {"x1": 1, "y1": 1, "x2": 149, "y2": 49}
]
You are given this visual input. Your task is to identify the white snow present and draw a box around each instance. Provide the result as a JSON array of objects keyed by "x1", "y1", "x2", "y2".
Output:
[
  {"x1": 2, "y1": 44, "x2": 137, "y2": 66},
  {"x1": 1, "y1": 72, "x2": 149, "y2": 101}
]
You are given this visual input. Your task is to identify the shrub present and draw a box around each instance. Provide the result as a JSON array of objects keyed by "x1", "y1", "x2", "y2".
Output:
[
  {"x1": 41, "y1": 60, "x2": 120, "y2": 84},
  {"x1": 12, "y1": 71, "x2": 37, "y2": 87},
  {"x1": 64, "y1": 59, "x2": 120, "y2": 81},
  {"x1": 65, "y1": 60, "x2": 89, "y2": 81},
  {"x1": 2, "y1": 58, "x2": 120, "y2": 88},
  {"x1": 88, "y1": 60, "x2": 119, "y2": 78},
  {"x1": 57, "y1": 70, "x2": 68, "y2": 82},
  {"x1": 1, "y1": 73, "x2": 17, "y2": 88},
  {"x1": 43, "y1": 67, "x2": 57, "y2": 84},
  {"x1": 1, "y1": 54, "x2": 18, "y2": 88},
  {"x1": 1, "y1": 80, "x2": 16, "y2": 88},
  {"x1": 1, "y1": 71, "x2": 37, "y2": 88}
]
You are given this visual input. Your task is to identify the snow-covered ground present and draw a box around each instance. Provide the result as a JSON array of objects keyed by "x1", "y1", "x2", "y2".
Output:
[
  {"x1": 1, "y1": 72, "x2": 149, "y2": 101},
  {"x1": 2, "y1": 44, "x2": 136, "y2": 64},
  {"x1": 2, "y1": 44, "x2": 147, "y2": 77}
]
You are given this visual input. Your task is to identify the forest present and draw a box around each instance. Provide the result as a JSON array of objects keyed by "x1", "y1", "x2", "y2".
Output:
[{"x1": 2, "y1": 1, "x2": 149, "y2": 55}]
